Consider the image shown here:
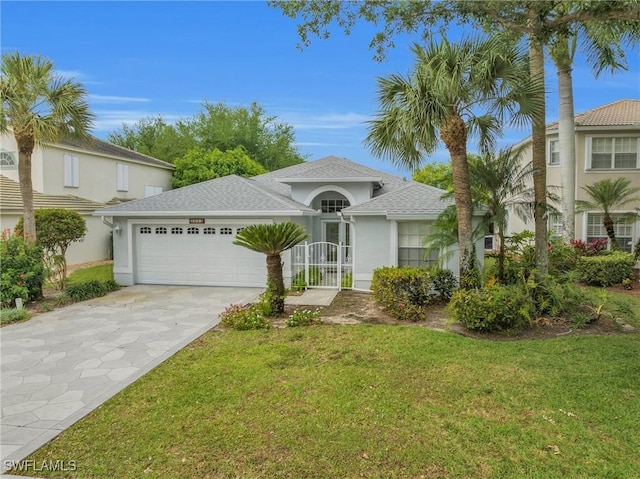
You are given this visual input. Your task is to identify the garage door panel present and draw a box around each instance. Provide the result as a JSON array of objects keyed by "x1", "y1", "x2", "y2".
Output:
[{"x1": 135, "y1": 224, "x2": 267, "y2": 287}]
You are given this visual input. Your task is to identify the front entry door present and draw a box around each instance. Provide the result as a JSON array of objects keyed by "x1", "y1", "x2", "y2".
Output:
[{"x1": 323, "y1": 221, "x2": 350, "y2": 245}]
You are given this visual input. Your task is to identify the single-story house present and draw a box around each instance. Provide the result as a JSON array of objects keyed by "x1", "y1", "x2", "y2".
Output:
[{"x1": 96, "y1": 156, "x2": 485, "y2": 290}]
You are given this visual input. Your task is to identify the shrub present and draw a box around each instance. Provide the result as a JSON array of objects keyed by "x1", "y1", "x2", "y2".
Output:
[
  {"x1": 548, "y1": 240, "x2": 579, "y2": 274},
  {"x1": 341, "y1": 271, "x2": 353, "y2": 289},
  {"x1": 527, "y1": 274, "x2": 586, "y2": 317},
  {"x1": 571, "y1": 238, "x2": 608, "y2": 257},
  {"x1": 0, "y1": 308, "x2": 29, "y2": 325},
  {"x1": 577, "y1": 252, "x2": 635, "y2": 286},
  {"x1": 219, "y1": 303, "x2": 270, "y2": 330},
  {"x1": 449, "y1": 285, "x2": 535, "y2": 332},
  {"x1": 63, "y1": 279, "x2": 120, "y2": 302},
  {"x1": 371, "y1": 267, "x2": 432, "y2": 322},
  {"x1": 430, "y1": 267, "x2": 457, "y2": 301},
  {"x1": 293, "y1": 266, "x2": 323, "y2": 289},
  {"x1": 286, "y1": 308, "x2": 322, "y2": 327},
  {"x1": 0, "y1": 229, "x2": 46, "y2": 308}
]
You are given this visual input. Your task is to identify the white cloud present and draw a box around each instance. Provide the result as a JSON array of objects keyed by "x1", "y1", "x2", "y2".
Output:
[
  {"x1": 89, "y1": 94, "x2": 150, "y2": 104},
  {"x1": 92, "y1": 110, "x2": 183, "y2": 132},
  {"x1": 276, "y1": 110, "x2": 371, "y2": 130}
]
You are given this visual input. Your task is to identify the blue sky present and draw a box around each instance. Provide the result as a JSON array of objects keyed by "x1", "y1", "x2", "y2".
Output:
[{"x1": 2, "y1": 1, "x2": 639, "y2": 176}]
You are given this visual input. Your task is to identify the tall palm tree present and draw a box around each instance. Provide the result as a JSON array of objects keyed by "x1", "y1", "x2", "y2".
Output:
[
  {"x1": 234, "y1": 222, "x2": 308, "y2": 315},
  {"x1": 549, "y1": 19, "x2": 639, "y2": 242},
  {"x1": 0, "y1": 52, "x2": 93, "y2": 240},
  {"x1": 576, "y1": 178, "x2": 640, "y2": 250},
  {"x1": 365, "y1": 36, "x2": 539, "y2": 280}
]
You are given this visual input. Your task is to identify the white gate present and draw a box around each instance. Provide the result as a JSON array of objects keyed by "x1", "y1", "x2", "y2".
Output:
[{"x1": 291, "y1": 242, "x2": 353, "y2": 290}]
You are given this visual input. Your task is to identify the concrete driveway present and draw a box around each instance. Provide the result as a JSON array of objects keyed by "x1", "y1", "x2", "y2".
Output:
[{"x1": 0, "y1": 285, "x2": 261, "y2": 470}]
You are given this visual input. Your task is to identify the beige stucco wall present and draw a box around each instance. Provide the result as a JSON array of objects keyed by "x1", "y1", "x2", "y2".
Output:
[{"x1": 0, "y1": 133, "x2": 45, "y2": 191}]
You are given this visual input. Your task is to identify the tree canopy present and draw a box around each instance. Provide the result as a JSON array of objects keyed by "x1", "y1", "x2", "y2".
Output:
[
  {"x1": 108, "y1": 101, "x2": 307, "y2": 171},
  {"x1": 412, "y1": 162, "x2": 453, "y2": 192},
  {"x1": 171, "y1": 146, "x2": 267, "y2": 188}
]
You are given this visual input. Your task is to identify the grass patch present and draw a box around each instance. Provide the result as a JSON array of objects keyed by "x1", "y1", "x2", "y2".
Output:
[
  {"x1": 18, "y1": 325, "x2": 640, "y2": 478},
  {"x1": 66, "y1": 264, "x2": 113, "y2": 285},
  {"x1": 580, "y1": 286, "x2": 640, "y2": 327}
]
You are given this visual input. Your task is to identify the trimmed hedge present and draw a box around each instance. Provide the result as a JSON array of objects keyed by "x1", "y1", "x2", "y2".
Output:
[
  {"x1": 577, "y1": 252, "x2": 635, "y2": 286},
  {"x1": 371, "y1": 267, "x2": 457, "y2": 322}
]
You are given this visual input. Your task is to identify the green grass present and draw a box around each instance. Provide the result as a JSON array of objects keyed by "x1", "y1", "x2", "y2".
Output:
[
  {"x1": 66, "y1": 264, "x2": 113, "y2": 285},
  {"x1": 0, "y1": 308, "x2": 29, "y2": 325},
  {"x1": 18, "y1": 323, "x2": 640, "y2": 478}
]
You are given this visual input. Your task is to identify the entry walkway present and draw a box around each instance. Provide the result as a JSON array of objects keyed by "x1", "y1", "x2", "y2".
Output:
[
  {"x1": 0, "y1": 285, "x2": 261, "y2": 471},
  {"x1": 285, "y1": 289, "x2": 338, "y2": 306}
]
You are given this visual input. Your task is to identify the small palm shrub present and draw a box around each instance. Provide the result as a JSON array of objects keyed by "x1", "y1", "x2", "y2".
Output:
[
  {"x1": 286, "y1": 308, "x2": 322, "y2": 327},
  {"x1": 219, "y1": 304, "x2": 270, "y2": 330}
]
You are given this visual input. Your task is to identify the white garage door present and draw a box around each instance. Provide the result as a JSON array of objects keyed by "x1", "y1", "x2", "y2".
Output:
[{"x1": 134, "y1": 224, "x2": 267, "y2": 287}]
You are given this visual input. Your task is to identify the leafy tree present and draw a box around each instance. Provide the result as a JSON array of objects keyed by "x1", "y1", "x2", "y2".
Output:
[
  {"x1": 412, "y1": 162, "x2": 453, "y2": 192},
  {"x1": 0, "y1": 52, "x2": 93, "y2": 240},
  {"x1": 234, "y1": 222, "x2": 308, "y2": 315},
  {"x1": 171, "y1": 146, "x2": 266, "y2": 188},
  {"x1": 107, "y1": 116, "x2": 193, "y2": 165},
  {"x1": 365, "y1": 37, "x2": 537, "y2": 279},
  {"x1": 272, "y1": 0, "x2": 640, "y2": 277},
  {"x1": 575, "y1": 178, "x2": 640, "y2": 250},
  {"x1": 16, "y1": 209, "x2": 87, "y2": 289},
  {"x1": 108, "y1": 102, "x2": 307, "y2": 171}
]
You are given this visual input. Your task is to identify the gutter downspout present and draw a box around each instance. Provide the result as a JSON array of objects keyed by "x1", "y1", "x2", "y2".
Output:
[{"x1": 101, "y1": 216, "x2": 114, "y2": 228}]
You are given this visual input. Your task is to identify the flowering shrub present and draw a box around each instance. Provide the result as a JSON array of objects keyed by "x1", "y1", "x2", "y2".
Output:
[
  {"x1": 571, "y1": 239, "x2": 608, "y2": 257},
  {"x1": 219, "y1": 303, "x2": 270, "y2": 330},
  {"x1": 286, "y1": 308, "x2": 322, "y2": 327},
  {"x1": 0, "y1": 229, "x2": 46, "y2": 308}
]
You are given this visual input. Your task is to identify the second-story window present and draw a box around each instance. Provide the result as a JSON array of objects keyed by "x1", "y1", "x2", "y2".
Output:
[
  {"x1": 590, "y1": 137, "x2": 639, "y2": 170},
  {"x1": 549, "y1": 140, "x2": 560, "y2": 165},
  {"x1": 64, "y1": 154, "x2": 79, "y2": 187},
  {"x1": 117, "y1": 163, "x2": 129, "y2": 191}
]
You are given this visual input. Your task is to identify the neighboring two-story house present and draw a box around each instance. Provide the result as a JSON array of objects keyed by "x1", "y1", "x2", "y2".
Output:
[
  {"x1": 508, "y1": 99, "x2": 640, "y2": 253},
  {"x1": 0, "y1": 133, "x2": 174, "y2": 264}
]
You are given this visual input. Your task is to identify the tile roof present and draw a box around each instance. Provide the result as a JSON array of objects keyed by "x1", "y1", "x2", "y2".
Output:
[
  {"x1": 0, "y1": 175, "x2": 105, "y2": 213},
  {"x1": 342, "y1": 182, "x2": 453, "y2": 217},
  {"x1": 95, "y1": 174, "x2": 316, "y2": 216},
  {"x1": 547, "y1": 99, "x2": 640, "y2": 129},
  {"x1": 56, "y1": 136, "x2": 174, "y2": 169}
]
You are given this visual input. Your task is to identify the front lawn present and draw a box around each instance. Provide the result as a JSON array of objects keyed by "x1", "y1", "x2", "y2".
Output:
[
  {"x1": 18, "y1": 324, "x2": 640, "y2": 478},
  {"x1": 66, "y1": 263, "x2": 114, "y2": 285}
]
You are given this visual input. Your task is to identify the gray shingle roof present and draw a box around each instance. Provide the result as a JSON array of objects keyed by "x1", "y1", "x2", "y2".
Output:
[
  {"x1": 342, "y1": 182, "x2": 453, "y2": 217},
  {"x1": 95, "y1": 175, "x2": 315, "y2": 216},
  {"x1": 0, "y1": 175, "x2": 105, "y2": 213},
  {"x1": 57, "y1": 136, "x2": 174, "y2": 170},
  {"x1": 253, "y1": 155, "x2": 407, "y2": 198}
]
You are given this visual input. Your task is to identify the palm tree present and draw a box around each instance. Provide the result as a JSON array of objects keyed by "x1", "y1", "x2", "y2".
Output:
[
  {"x1": 365, "y1": 36, "x2": 539, "y2": 280},
  {"x1": 576, "y1": 178, "x2": 640, "y2": 250},
  {"x1": 548, "y1": 19, "x2": 639, "y2": 243},
  {"x1": 0, "y1": 52, "x2": 93, "y2": 240},
  {"x1": 468, "y1": 148, "x2": 537, "y2": 282},
  {"x1": 234, "y1": 222, "x2": 308, "y2": 315}
]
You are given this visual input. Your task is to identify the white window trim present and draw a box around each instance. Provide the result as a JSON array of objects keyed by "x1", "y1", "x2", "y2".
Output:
[
  {"x1": 585, "y1": 135, "x2": 640, "y2": 171},
  {"x1": 0, "y1": 150, "x2": 18, "y2": 169},
  {"x1": 64, "y1": 154, "x2": 79, "y2": 187},
  {"x1": 144, "y1": 185, "x2": 163, "y2": 197},
  {"x1": 548, "y1": 139, "x2": 560, "y2": 166},
  {"x1": 117, "y1": 163, "x2": 129, "y2": 192}
]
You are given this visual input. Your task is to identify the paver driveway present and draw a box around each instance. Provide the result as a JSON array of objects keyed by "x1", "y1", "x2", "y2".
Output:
[{"x1": 0, "y1": 285, "x2": 261, "y2": 470}]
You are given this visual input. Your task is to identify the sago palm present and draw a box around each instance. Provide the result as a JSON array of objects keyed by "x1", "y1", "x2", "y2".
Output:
[
  {"x1": 234, "y1": 222, "x2": 308, "y2": 314},
  {"x1": 365, "y1": 36, "x2": 539, "y2": 279},
  {"x1": 576, "y1": 178, "x2": 640, "y2": 250},
  {"x1": 0, "y1": 52, "x2": 93, "y2": 240}
]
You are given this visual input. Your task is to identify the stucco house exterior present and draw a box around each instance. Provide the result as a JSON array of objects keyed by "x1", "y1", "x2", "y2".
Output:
[
  {"x1": 0, "y1": 133, "x2": 174, "y2": 264},
  {"x1": 96, "y1": 156, "x2": 485, "y2": 290},
  {"x1": 508, "y1": 99, "x2": 640, "y2": 253}
]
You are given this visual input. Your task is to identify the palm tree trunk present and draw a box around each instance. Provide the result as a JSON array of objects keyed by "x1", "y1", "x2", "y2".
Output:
[
  {"x1": 602, "y1": 213, "x2": 618, "y2": 250},
  {"x1": 266, "y1": 253, "x2": 285, "y2": 314},
  {"x1": 498, "y1": 226, "x2": 506, "y2": 282},
  {"x1": 529, "y1": 37, "x2": 549, "y2": 277},
  {"x1": 552, "y1": 36, "x2": 577, "y2": 242},
  {"x1": 16, "y1": 135, "x2": 37, "y2": 242},
  {"x1": 440, "y1": 115, "x2": 473, "y2": 282}
]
